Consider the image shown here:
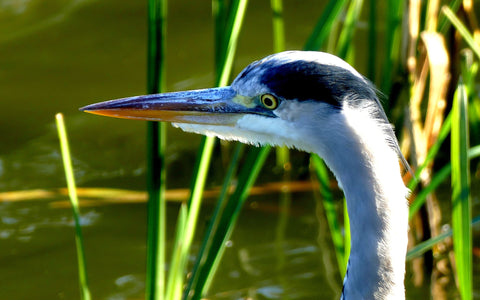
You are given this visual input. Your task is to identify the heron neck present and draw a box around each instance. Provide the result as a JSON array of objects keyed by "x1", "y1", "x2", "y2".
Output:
[{"x1": 312, "y1": 111, "x2": 409, "y2": 299}]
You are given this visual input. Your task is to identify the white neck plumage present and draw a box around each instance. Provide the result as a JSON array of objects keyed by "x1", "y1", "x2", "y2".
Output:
[
  {"x1": 176, "y1": 98, "x2": 409, "y2": 299},
  {"x1": 312, "y1": 104, "x2": 409, "y2": 299}
]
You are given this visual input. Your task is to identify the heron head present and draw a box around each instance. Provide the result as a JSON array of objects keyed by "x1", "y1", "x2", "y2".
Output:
[{"x1": 81, "y1": 51, "x2": 381, "y2": 152}]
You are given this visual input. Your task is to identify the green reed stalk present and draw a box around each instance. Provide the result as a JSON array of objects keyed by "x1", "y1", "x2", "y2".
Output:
[
  {"x1": 271, "y1": 0, "x2": 285, "y2": 52},
  {"x1": 410, "y1": 144, "x2": 480, "y2": 221},
  {"x1": 343, "y1": 199, "x2": 350, "y2": 266},
  {"x1": 165, "y1": 204, "x2": 187, "y2": 300},
  {"x1": 213, "y1": 0, "x2": 227, "y2": 69},
  {"x1": 187, "y1": 146, "x2": 271, "y2": 300},
  {"x1": 381, "y1": 0, "x2": 404, "y2": 109},
  {"x1": 216, "y1": 0, "x2": 249, "y2": 85},
  {"x1": 367, "y1": 0, "x2": 376, "y2": 81},
  {"x1": 145, "y1": 0, "x2": 167, "y2": 299},
  {"x1": 442, "y1": 6, "x2": 480, "y2": 60},
  {"x1": 407, "y1": 215, "x2": 480, "y2": 260},
  {"x1": 311, "y1": 155, "x2": 346, "y2": 276},
  {"x1": 184, "y1": 143, "x2": 244, "y2": 299},
  {"x1": 408, "y1": 112, "x2": 452, "y2": 192},
  {"x1": 336, "y1": 0, "x2": 363, "y2": 60},
  {"x1": 303, "y1": 0, "x2": 348, "y2": 51},
  {"x1": 179, "y1": 1, "x2": 248, "y2": 299},
  {"x1": 438, "y1": 0, "x2": 462, "y2": 33},
  {"x1": 408, "y1": 113, "x2": 452, "y2": 217},
  {"x1": 55, "y1": 113, "x2": 91, "y2": 300},
  {"x1": 451, "y1": 77, "x2": 472, "y2": 300},
  {"x1": 172, "y1": 136, "x2": 216, "y2": 295}
]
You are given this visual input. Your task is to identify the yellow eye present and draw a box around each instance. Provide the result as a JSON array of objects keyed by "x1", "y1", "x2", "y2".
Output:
[{"x1": 260, "y1": 94, "x2": 278, "y2": 110}]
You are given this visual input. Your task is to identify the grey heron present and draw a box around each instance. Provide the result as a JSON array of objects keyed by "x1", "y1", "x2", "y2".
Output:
[{"x1": 81, "y1": 51, "x2": 409, "y2": 299}]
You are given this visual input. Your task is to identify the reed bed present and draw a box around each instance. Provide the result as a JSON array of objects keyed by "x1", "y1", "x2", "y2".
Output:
[{"x1": 59, "y1": 0, "x2": 479, "y2": 299}]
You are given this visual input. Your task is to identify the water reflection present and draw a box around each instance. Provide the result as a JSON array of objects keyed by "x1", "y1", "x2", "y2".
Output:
[
  {"x1": 0, "y1": 0, "x2": 93, "y2": 43},
  {"x1": 0, "y1": 198, "x2": 100, "y2": 243},
  {"x1": 0, "y1": 192, "x2": 343, "y2": 299}
]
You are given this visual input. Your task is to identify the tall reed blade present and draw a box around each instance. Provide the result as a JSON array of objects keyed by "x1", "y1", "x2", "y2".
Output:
[
  {"x1": 381, "y1": 0, "x2": 404, "y2": 105},
  {"x1": 336, "y1": 0, "x2": 364, "y2": 60},
  {"x1": 55, "y1": 113, "x2": 92, "y2": 300},
  {"x1": 145, "y1": 0, "x2": 167, "y2": 299},
  {"x1": 186, "y1": 146, "x2": 271, "y2": 300},
  {"x1": 271, "y1": 0, "x2": 285, "y2": 52},
  {"x1": 165, "y1": 204, "x2": 188, "y2": 300},
  {"x1": 180, "y1": 0, "x2": 249, "y2": 298},
  {"x1": 311, "y1": 155, "x2": 346, "y2": 276},
  {"x1": 169, "y1": 136, "x2": 215, "y2": 297},
  {"x1": 303, "y1": 0, "x2": 348, "y2": 51},
  {"x1": 442, "y1": 6, "x2": 480, "y2": 60},
  {"x1": 367, "y1": 0, "x2": 376, "y2": 81},
  {"x1": 451, "y1": 77, "x2": 472, "y2": 300},
  {"x1": 184, "y1": 143, "x2": 244, "y2": 298},
  {"x1": 407, "y1": 215, "x2": 480, "y2": 261},
  {"x1": 408, "y1": 113, "x2": 452, "y2": 217},
  {"x1": 410, "y1": 143, "x2": 480, "y2": 221}
]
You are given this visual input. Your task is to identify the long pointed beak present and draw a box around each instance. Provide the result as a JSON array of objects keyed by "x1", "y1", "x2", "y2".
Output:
[{"x1": 80, "y1": 87, "x2": 268, "y2": 125}]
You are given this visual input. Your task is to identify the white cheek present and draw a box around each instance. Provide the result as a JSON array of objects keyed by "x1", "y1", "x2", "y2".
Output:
[
  {"x1": 235, "y1": 115, "x2": 294, "y2": 147},
  {"x1": 275, "y1": 101, "x2": 303, "y2": 122}
]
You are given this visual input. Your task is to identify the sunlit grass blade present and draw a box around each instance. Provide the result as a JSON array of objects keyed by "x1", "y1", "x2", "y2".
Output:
[
  {"x1": 437, "y1": 0, "x2": 462, "y2": 33},
  {"x1": 408, "y1": 113, "x2": 452, "y2": 218},
  {"x1": 410, "y1": 144, "x2": 480, "y2": 218},
  {"x1": 451, "y1": 76, "x2": 472, "y2": 300},
  {"x1": 146, "y1": 122, "x2": 167, "y2": 300},
  {"x1": 187, "y1": 0, "x2": 249, "y2": 227},
  {"x1": 367, "y1": 0, "x2": 376, "y2": 81},
  {"x1": 145, "y1": 0, "x2": 167, "y2": 298},
  {"x1": 303, "y1": 0, "x2": 348, "y2": 51},
  {"x1": 461, "y1": 50, "x2": 480, "y2": 147},
  {"x1": 171, "y1": 136, "x2": 215, "y2": 297},
  {"x1": 442, "y1": 6, "x2": 480, "y2": 60},
  {"x1": 336, "y1": 0, "x2": 364, "y2": 60},
  {"x1": 184, "y1": 143, "x2": 244, "y2": 297},
  {"x1": 311, "y1": 155, "x2": 346, "y2": 276},
  {"x1": 215, "y1": 0, "x2": 249, "y2": 86},
  {"x1": 343, "y1": 199, "x2": 350, "y2": 267},
  {"x1": 55, "y1": 113, "x2": 91, "y2": 300},
  {"x1": 213, "y1": 0, "x2": 227, "y2": 69},
  {"x1": 380, "y1": 0, "x2": 404, "y2": 104},
  {"x1": 187, "y1": 146, "x2": 271, "y2": 300},
  {"x1": 165, "y1": 204, "x2": 188, "y2": 300},
  {"x1": 407, "y1": 215, "x2": 480, "y2": 260},
  {"x1": 271, "y1": 0, "x2": 285, "y2": 52},
  {"x1": 408, "y1": 112, "x2": 452, "y2": 193},
  {"x1": 201, "y1": 148, "x2": 271, "y2": 294},
  {"x1": 182, "y1": 0, "x2": 249, "y2": 298}
]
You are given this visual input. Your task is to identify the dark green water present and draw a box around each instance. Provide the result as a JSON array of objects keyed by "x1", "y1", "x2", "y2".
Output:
[{"x1": 0, "y1": 0, "x2": 477, "y2": 299}]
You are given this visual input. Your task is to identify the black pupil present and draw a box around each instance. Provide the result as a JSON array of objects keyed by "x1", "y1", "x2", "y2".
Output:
[{"x1": 264, "y1": 97, "x2": 273, "y2": 107}]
